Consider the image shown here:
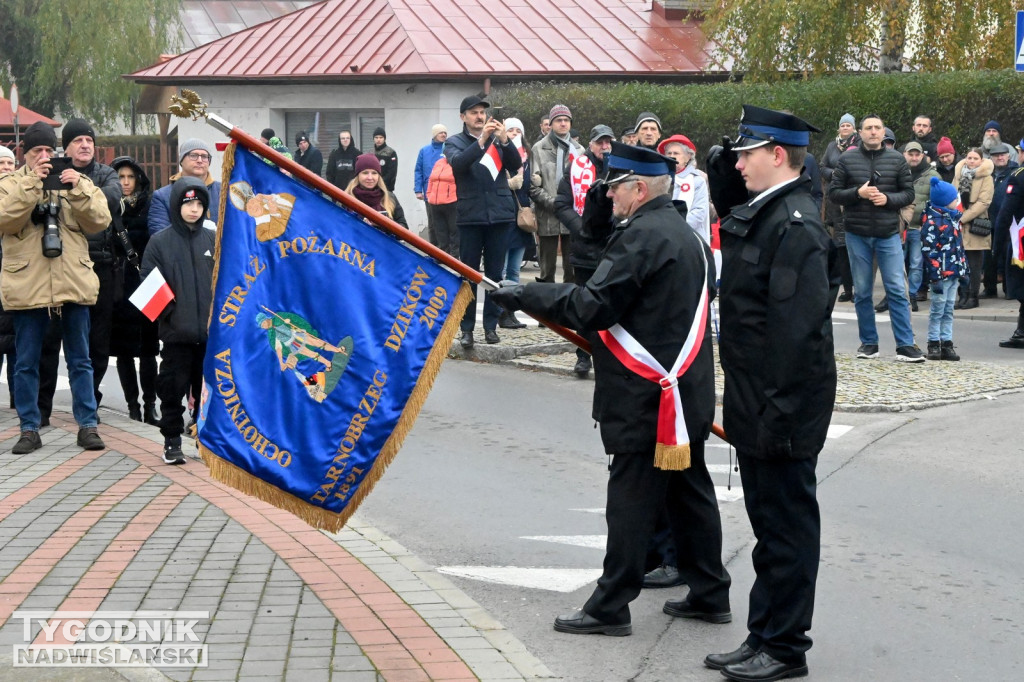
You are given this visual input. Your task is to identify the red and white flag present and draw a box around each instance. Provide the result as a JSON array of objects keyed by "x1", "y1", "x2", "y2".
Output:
[
  {"x1": 479, "y1": 141, "x2": 503, "y2": 180},
  {"x1": 130, "y1": 267, "x2": 175, "y2": 322}
]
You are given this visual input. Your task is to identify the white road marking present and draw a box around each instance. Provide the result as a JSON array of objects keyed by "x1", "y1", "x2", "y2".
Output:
[
  {"x1": 522, "y1": 535, "x2": 606, "y2": 550},
  {"x1": 569, "y1": 508, "x2": 606, "y2": 515},
  {"x1": 437, "y1": 566, "x2": 602, "y2": 592},
  {"x1": 827, "y1": 424, "x2": 853, "y2": 438},
  {"x1": 833, "y1": 311, "x2": 889, "y2": 323},
  {"x1": 715, "y1": 486, "x2": 745, "y2": 503}
]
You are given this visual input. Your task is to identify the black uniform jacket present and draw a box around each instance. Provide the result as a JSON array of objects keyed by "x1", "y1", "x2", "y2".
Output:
[
  {"x1": 719, "y1": 176, "x2": 838, "y2": 459},
  {"x1": 516, "y1": 194, "x2": 716, "y2": 454},
  {"x1": 996, "y1": 166, "x2": 1024, "y2": 302}
]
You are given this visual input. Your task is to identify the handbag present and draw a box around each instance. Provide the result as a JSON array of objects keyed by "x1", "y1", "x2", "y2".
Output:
[
  {"x1": 968, "y1": 216, "x2": 992, "y2": 237},
  {"x1": 509, "y1": 174, "x2": 538, "y2": 232}
]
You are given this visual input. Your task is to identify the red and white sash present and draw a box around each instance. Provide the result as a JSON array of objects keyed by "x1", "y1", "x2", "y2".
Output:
[
  {"x1": 569, "y1": 153, "x2": 597, "y2": 216},
  {"x1": 597, "y1": 244, "x2": 709, "y2": 470}
]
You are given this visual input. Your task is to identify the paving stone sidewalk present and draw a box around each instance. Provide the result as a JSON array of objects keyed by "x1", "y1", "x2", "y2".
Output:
[
  {"x1": 449, "y1": 295, "x2": 1024, "y2": 412},
  {"x1": 0, "y1": 411, "x2": 557, "y2": 682}
]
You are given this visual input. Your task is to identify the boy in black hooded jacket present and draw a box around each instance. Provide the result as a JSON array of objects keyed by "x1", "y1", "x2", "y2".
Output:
[{"x1": 140, "y1": 177, "x2": 215, "y2": 464}]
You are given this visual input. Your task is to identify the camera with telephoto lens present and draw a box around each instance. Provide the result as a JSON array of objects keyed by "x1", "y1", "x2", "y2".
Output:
[{"x1": 32, "y1": 200, "x2": 63, "y2": 258}]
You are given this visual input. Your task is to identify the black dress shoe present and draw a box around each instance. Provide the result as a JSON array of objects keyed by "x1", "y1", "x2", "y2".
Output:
[
  {"x1": 553, "y1": 609, "x2": 631, "y2": 636},
  {"x1": 999, "y1": 330, "x2": 1024, "y2": 348},
  {"x1": 484, "y1": 329, "x2": 500, "y2": 344},
  {"x1": 642, "y1": 564, "x2": 686, "y2": 588},
  {"x1": 573, "y1": 355, "x2": 592, "y2": 377},
  {"x1": 961, "y1": 297, "x2": 979, "y2": 310},
  {"x1": 662, "y1": 597, "x2": 731, "y2": 623},
  {"x1": 705, "y1": 642, "x2": 758, "y2": 670},
  {"x1": 498, "y1": 311, "x2": 526, "y2": 329},
  {"x1": 720, "y1": 650, "x2": 808, "y2": 681},
  {"x1": 459, "y1": 331, "x2": 474, "y2": 349},
  {"x1": 143, "y1": 403, "x2": 159, "y2": 426},
  {"x1": 128, "y1": 404, "x2": 142, "y2": 422},
  {"x1": 836, "y1": 290, "x2": 852, "y2": 303},
  {"x1": 873, "y1": 297, "x2": 888, "y2": 312}
]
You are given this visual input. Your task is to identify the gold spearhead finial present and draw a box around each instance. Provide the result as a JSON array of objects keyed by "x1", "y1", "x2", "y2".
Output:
[{"x1": 169, "y1": 89, "x2": 209, "y2": 121}]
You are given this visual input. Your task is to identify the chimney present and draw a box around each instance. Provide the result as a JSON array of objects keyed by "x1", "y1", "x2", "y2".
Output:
[{"x1": 652, "y1": 0, "x2": 710, "y2": 20}]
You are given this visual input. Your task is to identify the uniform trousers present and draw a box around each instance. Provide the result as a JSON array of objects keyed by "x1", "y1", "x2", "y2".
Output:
[
  {"x1": 736, "y1": 450, "x2": 820, "y2": 664},
  {"x1": 583, "y1": 440, "x2": 730, "y2": 624},
  {"x1": 157, "y1": 342, "x2": 206, "y2": 440}
]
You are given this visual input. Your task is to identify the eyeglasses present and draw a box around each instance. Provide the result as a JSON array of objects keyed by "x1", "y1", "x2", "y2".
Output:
[{"x1": 185, "y1": 152, "x2": 211, "y2": 162}]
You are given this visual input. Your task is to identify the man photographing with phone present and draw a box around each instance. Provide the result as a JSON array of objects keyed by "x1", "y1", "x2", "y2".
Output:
[{"x1": 0, "y1": 120, "x2": 111, "y2": 454}]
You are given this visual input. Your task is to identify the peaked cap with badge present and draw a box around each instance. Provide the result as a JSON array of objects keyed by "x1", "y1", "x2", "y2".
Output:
[
  {"x1": 733, "y1": 105, "x2": 821, "y2": 151},
  {"x1": 604, "y1": 142, "x2": 676, "y2": 185}
]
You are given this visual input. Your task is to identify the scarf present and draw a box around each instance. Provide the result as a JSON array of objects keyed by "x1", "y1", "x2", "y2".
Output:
[
  {"x1": 552, "y1": 131, "x2": 572, "y2": 181},
  {"x1": 352, "y1": 184, "x2": 385, "y2": 212},
  {"x1": 958, "y1": 165, "x2": 977, "y2": 201},
  {"x1": 569, "y1": 153, "x2": 597, "y2": 215},
  {"x1": 597, "y1": 240, "x2": 710, "y2": 471},
  {"x1": 837, "y1": 133, "x2": 855, "y2": 153}
]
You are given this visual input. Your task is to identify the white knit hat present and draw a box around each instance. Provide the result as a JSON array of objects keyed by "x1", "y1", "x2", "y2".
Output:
[{"x1": 0, "y1": 146, "x2": 14, "y2": 161}]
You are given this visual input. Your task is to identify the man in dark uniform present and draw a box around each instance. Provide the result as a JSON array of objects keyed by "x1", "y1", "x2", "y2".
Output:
[
  {"x1": 492, "y1": 143, "x2": 730, "y2": 636},
  {"x1": 996, "y1": 164, "x2": 1024, "y2": 348},
  {"x1": 707, "y1": 106, "x2": 837, "y2": 681}
]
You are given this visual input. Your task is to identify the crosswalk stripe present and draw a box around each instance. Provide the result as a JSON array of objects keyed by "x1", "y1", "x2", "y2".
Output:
[{"x1": 437, "y1": 566, "x2": 602, "y2": 592}]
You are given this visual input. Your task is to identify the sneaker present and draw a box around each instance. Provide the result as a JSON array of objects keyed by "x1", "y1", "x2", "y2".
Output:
[
  {"x1": 12, "y1": 431, "x2": 42, "y2": 454},
  {"x1": 856, "y1": 344, "x2": 879, "y2": 359},
  {"x1": 895, "y1": 345, "x2": 926, "y2": 362},
  {"x1": 926, "y1": 341, "x2": 942, "y2": 361},
  {"x1": 76, "y1": 427, "x2": 106, "y2": 450},
  {"x1": 940, "y1": 341, "x2": 960, "y2": 361},
  {"x1": 163, "y1": 438, "x2": 186, "y2": 465}
]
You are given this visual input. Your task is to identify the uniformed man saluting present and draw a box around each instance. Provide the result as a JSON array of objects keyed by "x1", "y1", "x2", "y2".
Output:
[
  {"x1": 492, "y1": 143, "x2": 731, "y2": 637},
  {"x1": 708, "y1": 106, "x2": 838, "y2": 681}
]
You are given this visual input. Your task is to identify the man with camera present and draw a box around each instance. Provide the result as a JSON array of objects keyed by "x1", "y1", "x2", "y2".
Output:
[
  {"x1": 36, "y1": 119, "x2": 122, "y2": 424},
  {"x1": 0, "y1": 121, "x2": 111, "y2": 453}
]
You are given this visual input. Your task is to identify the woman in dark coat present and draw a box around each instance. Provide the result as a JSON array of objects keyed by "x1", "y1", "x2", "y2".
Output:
[
  {"x1": 110, "y1": 157, "x2": 160, "y2": 423},
  {"x1": 820, "y1": 115, "x2": 858, "y2": 301}
]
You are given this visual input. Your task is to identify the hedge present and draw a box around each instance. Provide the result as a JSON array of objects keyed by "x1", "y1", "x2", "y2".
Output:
[{"x1": 494, "y1": 70, "x2": 1024, "y2": 160}]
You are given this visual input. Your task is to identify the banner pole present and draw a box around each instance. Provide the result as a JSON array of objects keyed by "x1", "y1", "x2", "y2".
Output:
[
  {"x1": 203, "y1": 112, "x2": 590, "y2": 352},
  {"x1": 197, "y1": 104, "x2": 730, "y2": 446}
]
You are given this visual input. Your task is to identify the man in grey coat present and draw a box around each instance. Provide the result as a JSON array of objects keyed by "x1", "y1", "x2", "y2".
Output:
[{"x1": 530, "y1": 104, "x2": 583, "y2": 283}]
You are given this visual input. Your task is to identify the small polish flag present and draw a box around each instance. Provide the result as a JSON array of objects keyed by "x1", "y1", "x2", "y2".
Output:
[
  {"x1": 479, "y1": 141, "x2": 503, "y2": 180},
  {"x1": 130, "y1": 267, "x2": 175, "y2": 322}
]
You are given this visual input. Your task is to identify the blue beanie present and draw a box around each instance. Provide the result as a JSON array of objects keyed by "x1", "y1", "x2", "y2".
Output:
[
  {"x1": 930, "y1": 176, "x2": 958, "y2": 208},
  {"x1": 984, "y1": 120, "x2": 1002, "y2": 135}
]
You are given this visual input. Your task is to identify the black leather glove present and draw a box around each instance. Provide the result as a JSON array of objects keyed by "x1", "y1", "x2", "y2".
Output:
[
  {"x1": 756, "y1": 422, "x2": 793, "y2": 459},
  {"x1": 706, "y1": 136, "x2": 749, "y2": 220},
  {"x1": 490, "y1": 284, "x2": 525, "y2": 312}
]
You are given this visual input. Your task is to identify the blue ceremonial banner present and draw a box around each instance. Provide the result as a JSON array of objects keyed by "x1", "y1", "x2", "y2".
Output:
[{"x1": 198, "y1": 144, "x2": 471, "y2": 530}]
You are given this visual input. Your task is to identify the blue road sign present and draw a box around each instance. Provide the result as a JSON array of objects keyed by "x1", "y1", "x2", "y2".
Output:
[{"x1": 1017, "y1": 11, "x2": 1024, "y2": 71}]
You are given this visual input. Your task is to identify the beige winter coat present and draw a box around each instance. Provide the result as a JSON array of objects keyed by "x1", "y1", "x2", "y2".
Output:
[
  {"x1": 529, "y1": 133, "x2": 583, "y2": 237},
  {"x1": 0, "y1": 165, "x2": 110, "y2": 310},
  {"x1": 954, "y1": 158, "x2": 994, "y2": 251}
]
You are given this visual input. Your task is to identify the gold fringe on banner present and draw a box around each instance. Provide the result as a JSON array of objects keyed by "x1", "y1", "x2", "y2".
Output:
[
  {"x1": 654, "y1": 442, "x2": 691, "y2": 471},
  {"x1": 199, "y1": 142, "x2": 474, "y2": 532}
]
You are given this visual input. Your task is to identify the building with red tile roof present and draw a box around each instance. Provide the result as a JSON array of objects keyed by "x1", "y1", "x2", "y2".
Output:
[{"x1": 130, "y1": 0, "x2": 720, "y2": 230}]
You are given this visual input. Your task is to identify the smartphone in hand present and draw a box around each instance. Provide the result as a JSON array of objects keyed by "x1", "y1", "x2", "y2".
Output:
[
  {"x1": 868, "y1": 170, "x2": 882, "y2": 187},
  {"x1": 42, "y1": 157, "x2": 74, "y2": 191}
]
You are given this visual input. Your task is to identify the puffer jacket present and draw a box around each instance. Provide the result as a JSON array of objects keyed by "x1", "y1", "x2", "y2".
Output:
[
  {"x1": 529, "y1": 132, "x2": 583, "y2": 237},
  {"x1": 139, "y1": 177, "x2": 215, "y2": 344},
  {"x1": 954, "y1": 158, "x2": 994, "y2": 251},
  {"x1": 0, "y1": 165, "x2": 110, "y2": 310},
  {"x1": 827, "y1": 145, "x2": 914, "y2": 238},
  {"x1": 79, "y1": 160, "x2": 121, "y2": 266}
]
